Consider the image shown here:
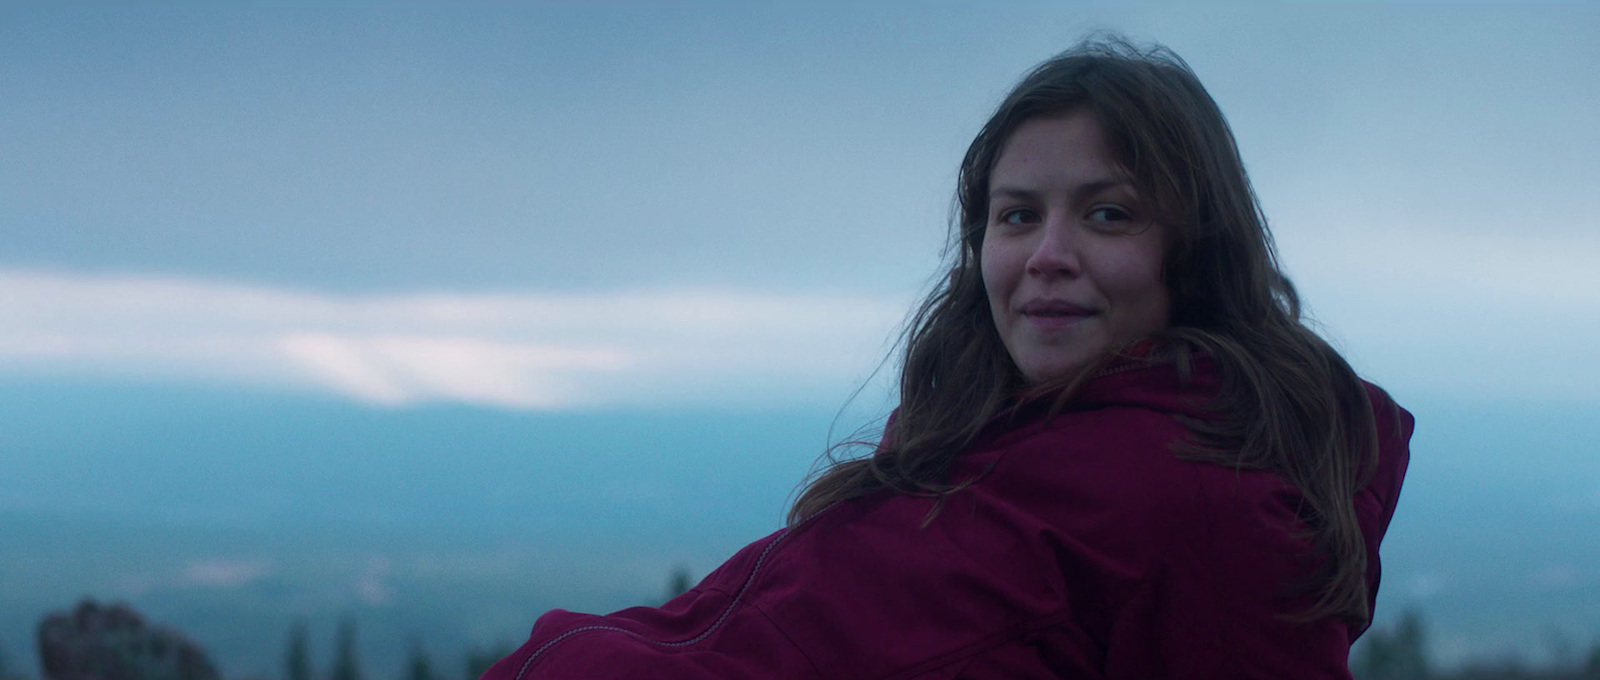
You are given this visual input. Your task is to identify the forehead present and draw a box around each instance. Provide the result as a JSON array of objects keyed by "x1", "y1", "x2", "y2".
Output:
[{"x1": 990, "y1": 111, "x2": 1129, "y2": 189}]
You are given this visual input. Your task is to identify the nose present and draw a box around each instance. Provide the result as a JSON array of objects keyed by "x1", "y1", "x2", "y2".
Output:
[{"x1": 1024, "y1": 220, "x2": 1081, "y2": 279}]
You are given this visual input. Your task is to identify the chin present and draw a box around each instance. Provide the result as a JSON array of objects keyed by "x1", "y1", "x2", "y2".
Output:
[{"x1": 1020, "y1": 357, "x2": 1093, "y2": 385}]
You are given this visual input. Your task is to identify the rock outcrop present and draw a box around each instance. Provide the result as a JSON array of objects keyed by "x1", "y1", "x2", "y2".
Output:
[{"x1": 38, "y1": 600, "x2": 219, "y2": 680}]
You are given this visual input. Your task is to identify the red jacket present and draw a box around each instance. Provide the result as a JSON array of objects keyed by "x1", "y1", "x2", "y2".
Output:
[{"x1": 482, "y1": 356, "x2": 1413, "y2": 679}]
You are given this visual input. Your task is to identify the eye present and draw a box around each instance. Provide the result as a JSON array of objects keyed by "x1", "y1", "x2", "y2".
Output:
[
  {"x1": 1086, "y1": 206, "x2": 1132, "y2": 223},
  {"x1": 997, "y1": 207, "x2": 1041, "y2": 225}
]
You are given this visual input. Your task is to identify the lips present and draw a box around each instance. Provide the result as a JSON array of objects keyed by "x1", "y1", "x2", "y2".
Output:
[
  {"x1": 1018, "y1": 299, "x2": 1095, "y2": 328},
  {"x1": 1020, "y1": 299, "x2": 1094, "y2": 315}
]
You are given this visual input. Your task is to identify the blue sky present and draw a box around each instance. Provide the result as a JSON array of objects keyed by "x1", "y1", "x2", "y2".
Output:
[
  {"x1": 4, "y1": 2, "x2": 1598, "y2": 410},
  {"x1": 3, "y1": 1, "x2": 1600, "y2": 670}
]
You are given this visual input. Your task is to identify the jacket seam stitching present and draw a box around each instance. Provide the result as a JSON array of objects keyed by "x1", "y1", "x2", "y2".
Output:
[{"x1": 748, "y1": 601, "x2": 826, "y2": 680}]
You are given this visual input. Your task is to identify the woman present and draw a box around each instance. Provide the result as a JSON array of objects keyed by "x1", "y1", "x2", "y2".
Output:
[{"x1": 482, "y1": 39, "x2": 1412, "y2": 679}]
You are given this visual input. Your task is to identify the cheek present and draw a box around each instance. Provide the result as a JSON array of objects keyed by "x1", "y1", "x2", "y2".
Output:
[
  {"x1": 979, "y1": 236, "x2": 1003, "y2": 298},
  {"x1": 1113, "y1": 245, "x2": 1170, "y2": 325},
  {"x1": 980, "y1": 232, "x2": 1029, "y2": 291}
]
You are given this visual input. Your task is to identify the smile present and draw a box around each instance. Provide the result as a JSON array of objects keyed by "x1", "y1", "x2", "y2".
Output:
[
  {"x1": 1022, "y1": 310, "x2": 1093, "y2": 329},
  {"x1": 1018, "y1": 300, "x2": 1097, "y2": 328}
]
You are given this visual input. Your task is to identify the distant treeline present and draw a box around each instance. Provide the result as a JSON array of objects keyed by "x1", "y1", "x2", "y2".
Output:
[
  {"x1": 1354, "y1": 610, "x2": 1600, "y2": 680},
  {"x1": 6, "y1": 578, "x2": 1599, "y2": 680},
  {"x1": 5, "y1": 566, "x2": 699, "y2": 680}
]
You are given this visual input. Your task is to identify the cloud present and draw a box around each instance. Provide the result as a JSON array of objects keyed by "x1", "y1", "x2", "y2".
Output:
[
  {"x1": 1277, "y1": 226, "x2": 1600, "y2": 401},
  {"x1": 1529, "y1": 563, "x2": 1583, "y2": 591},
  {"x1": 1284, "y1": 227, "x2": 1600, "y2": 310},
  {"x1": 1403, "y1": 572, "x2": 1445, "y2": 600},
  {"x1": 182, "y1": 558, "x2": 273, "y2": 588},
  {"x1": 0, "y1": 269, "x2": 908, "y2": 409},
  {"x1": 356, "y1": 557, "x2": 392, "y2": 605},
  {"x1": 8, "y1": 226, "x2": 1597, "y2": 410},
  {"x1": 278, "y1": 333, "x2": 630, "y2": 408}
]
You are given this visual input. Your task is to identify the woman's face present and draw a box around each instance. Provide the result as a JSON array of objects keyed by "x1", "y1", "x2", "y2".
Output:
[{"x1": 981, "y1": 111, "x2": 1171, "y2": 384}]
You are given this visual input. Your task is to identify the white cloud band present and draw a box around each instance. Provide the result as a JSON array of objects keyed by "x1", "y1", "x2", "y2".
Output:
[
  {"x1": 0, "y1": 270, "x2": 909, "y2": 409},
  {"x1": 6, "y1": 229, "x2": 1599, "y2": 410}
]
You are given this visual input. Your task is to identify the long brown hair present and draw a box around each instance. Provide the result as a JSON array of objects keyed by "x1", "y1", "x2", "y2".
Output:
[{"x1": 789, "y1": 38, "x2": 1382, "y2": 626}]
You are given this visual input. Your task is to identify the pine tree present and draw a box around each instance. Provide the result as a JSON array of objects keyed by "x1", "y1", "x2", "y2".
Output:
[
  {"x1": 285, "y1": 620, "x2": 311, "y2": 680},
  {"x1": 403, "y1": 641, "x2": 436, "y2": 680},
  {"x1": 665, "y1": 565, "x2": 693, "y2": 602},
  {"x1": 331, "y1": 616, "x2": 361, "y2": 680},
  {"x1": 1351, "y1": 609, "x2": 1430, "y2": 680},
  {"x1": 463, "y1": 645, "x2": 513, "y2": 680},
  {"x1": 1390, "y1": 610, "x2": 1429, "y2": 679}
]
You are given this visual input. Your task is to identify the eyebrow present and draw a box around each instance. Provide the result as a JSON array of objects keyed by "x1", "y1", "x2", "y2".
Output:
[{"x1": 988, "y1": 179, "x2": 1137, "y2": 204}]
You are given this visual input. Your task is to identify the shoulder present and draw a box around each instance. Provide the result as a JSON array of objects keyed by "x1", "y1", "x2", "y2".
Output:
[
  {"x1": 969, "y1": 375, "x2": 1247, "y2": 529},
  {"x1": 974, "y1": 399, "x2": 1301, "y2": 568},
  {"x1": 958, "y1": 396, "x2": 1352, "y2": 676}
]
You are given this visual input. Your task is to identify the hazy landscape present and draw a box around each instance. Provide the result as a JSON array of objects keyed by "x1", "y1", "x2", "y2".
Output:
[{"x1": 3, "y1": 380, "x2": 1599, "y2": 678}]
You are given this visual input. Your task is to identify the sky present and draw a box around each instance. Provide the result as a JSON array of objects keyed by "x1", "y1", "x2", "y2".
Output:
[
  {"x1": 4, "y1": 2, "x2": 1597, "y2": 411},
  {"x1": 3, "y1": 0, "x2": 1600, "y2": 671}
]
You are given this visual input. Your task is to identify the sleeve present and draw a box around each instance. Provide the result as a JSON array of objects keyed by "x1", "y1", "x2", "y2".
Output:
[{"x1": 478, "y1": 530, "x2": 821, "y2": 680}]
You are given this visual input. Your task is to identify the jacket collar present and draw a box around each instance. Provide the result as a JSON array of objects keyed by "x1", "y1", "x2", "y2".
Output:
[{"x1": 989, "y1": 343, "x2": 1221, "y2": 436}]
